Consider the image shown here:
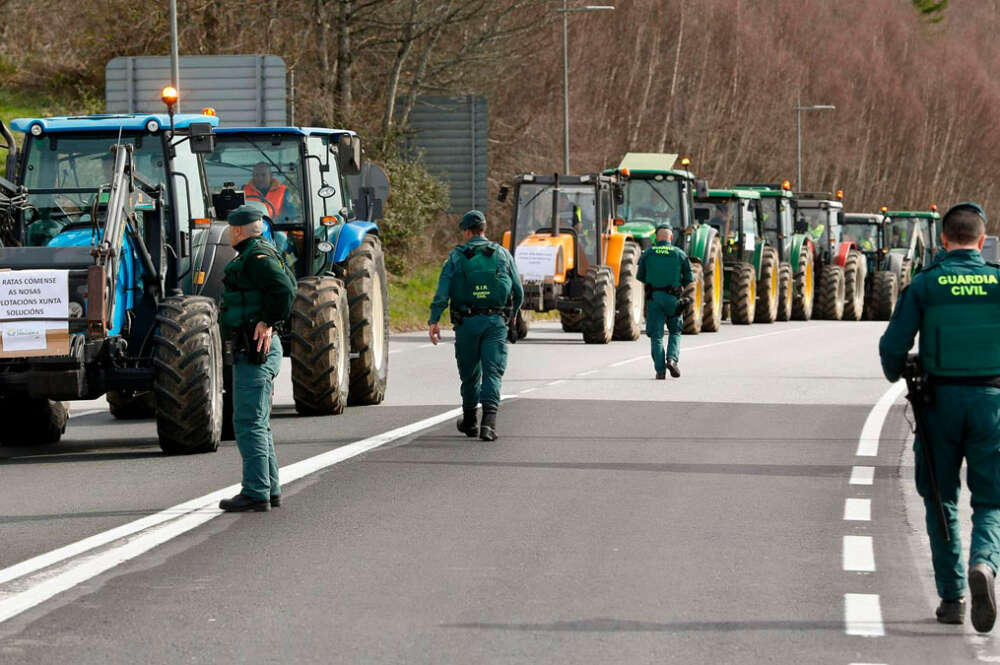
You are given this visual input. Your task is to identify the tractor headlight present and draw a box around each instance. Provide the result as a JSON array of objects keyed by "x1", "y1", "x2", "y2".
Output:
[
  {"x1": 145, "y1": 119, "x2": 160, "y2": 133},
  {"x1": 29, "y1": 123, "x2": 43, "y2": 136},
  {"x1": 68, "y1": 302, "x2": 84, "y2": 318}
]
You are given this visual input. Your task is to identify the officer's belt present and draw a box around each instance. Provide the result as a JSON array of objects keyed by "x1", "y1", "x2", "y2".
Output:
[
  {"x1": 457, "y1": 307, "x2": 505, "y2": 317},
  {"x1": 647, "y1": 285, "x2": 683, "y2": 296},
  {"x1": 930, "y1": 374, "x2": 1000, "y2": 388}
]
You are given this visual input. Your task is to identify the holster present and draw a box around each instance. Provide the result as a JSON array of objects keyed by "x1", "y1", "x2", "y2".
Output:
[{"x1": 236, "y1": 324, "x2": 268, "y2": 365}]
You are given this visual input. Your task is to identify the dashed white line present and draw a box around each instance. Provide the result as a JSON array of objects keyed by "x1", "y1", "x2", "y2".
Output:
[
  {"x1": 849, "y1": 466, "x2": 875, "y2": 486},
  {"x1": 844, "y1": 593, "x2": 885, "y2": 637},
  {"x1": 843, "y1": 535, "x2": 876, "y2": 572},
  {"x1": 609, "y1": 356, "x2": 644, "y2": 368},
  {"x1": 856, "y1": 381, "x2": 906, "y2": 456},
  {"x1": 844, "y1": 498, "x2": 872, "y2": 522},
  {"x1": 576, "y1": 369, "x2": 598, "y2": 377},
  {"x1": 519, "y1": 387, "x2": 538, "y2": 394},
  {"x1": 547, "y1": 379, "x2": 567, "y2": 387}
]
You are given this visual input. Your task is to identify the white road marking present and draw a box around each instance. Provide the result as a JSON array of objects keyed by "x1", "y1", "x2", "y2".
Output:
[
  {"x1": 844, "y1": 593, "x2": 885, "y2": 637},
  {"x1": 0, "y1": 404, "x2": 491, "y2": 623},
  {"x1": 388, "y1": 349, "x2": 404, "y2": 355},
  {"x1": 576, "y1": 369, "x2": 598, "y2": 377},
  {"x1": 519, "y1": 388, "x2": 538, "y2": 394},
  {"x1": 547, "y1": 379, "x2": 567, "y2": 387},
  {"x1": 849, "y1": 466, "x2": 875, "y2": 485},
  {"x1": 417, "y1": 343, "x2": 435, "y2": 349},
  {"x1": 856, "y1": 381, "x2": 906, "y2": 456},
  {"x1": 843, "y1": 535, "x2": 876, "y2": 572},
  {"x1": 844, "y1": 498, "x2": 872, "y2": 522},
  {"x1": 609, "y1": 356, "x2": 644, "y2": 367}
]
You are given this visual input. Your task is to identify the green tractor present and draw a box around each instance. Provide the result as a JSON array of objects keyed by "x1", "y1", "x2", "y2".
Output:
[
  {"x1": 607, "y1": 153, "x2": 712, "y2": 334},
  {"x1": 735, "y1": 182, "x2": 798, "y2": 321},
  {"x1": 841, "y1": 211, "x2": 901, "y2": 320},
  {"x1": 692, "y1": 189, "x2": 781, "y2": 325},
  {"x1": 791, "y1": 191, "x2": 867, "y2": 321},
  {"x1": 883, "y1": 208, "x2": 940, "y2": 275}
]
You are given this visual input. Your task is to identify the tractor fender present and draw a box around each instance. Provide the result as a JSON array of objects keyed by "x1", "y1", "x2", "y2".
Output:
[
  {"x1": 753, "y1": 242, "x2": 765, "y2": 277},
  {"x1": 834, "y1": 242, "x2": 854, "y2": 267},
  {"x1": 333, "y1": 221, "x2": 379, "y2": 264},
  {"x1": 191, "y1": 222, "x2": 236, "y2": 302},
  {"x1": 690, "y1": 225, "x2": 718, "y2": 264},
  {"x1": 603, "y1": 231, "x2": 627, "y2": 286},
  {"x1": 789, "y1": 234, "x2": 811, "y2": 273}
]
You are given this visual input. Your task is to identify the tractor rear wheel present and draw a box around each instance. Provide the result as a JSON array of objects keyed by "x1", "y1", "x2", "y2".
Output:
[
  {"x1": 154, "y1": 296, "x2": 223, "y2": 454},
  {"x1": 792, "y1": 249, "x2": 815, "y2": 321},
  {"x1": 683, "y1": 262, "x2": 704, "y2": 334},
  {"x1": 345, "y1": 235, "x2": 389, "y2": 406},
  {"x1": 613, "y1": 241, "x2": 642, "y2": 341},
  {"x1": 870, "y1": 270, "x2": 898, "y2": 320},
  {"x1": 900, "y1": 258, "x2": 914, "y2": 289},
  {"x1": 516, "y1": 310, "x2": 530, "y2": 339},
  {"x1": 291, "y1": 276, "x2": 351, "y2": 415},
  {"x1": 754, "y1": 247, "x2": 780, "y2": 323},
  {"x1": 777, "y1": 263, "x2": 793, "y2": 322},
  {"x1": 107, "y1": 390, "x2": 155, "y2": 420},
  {"x1": 222, "y1": 364, "x2": 235, "y2": 441},
  {"x1": 843, "y1": 249, "x2": 867, "y2": 321},
  {"x1": 581, "y1": 266, "x2": 616, "y2": 344},
  {"x1": 816, "y1": 265, "x2": 846, "y2": 320},
  {"x1": 701, "y1": 237, "x2": 724, "y2": 332},
  {"x1": 729, "y1": 262, "x2": 757, "y2": 325},
  {"x1": 0, "y1": 397, "x2": 68, "y2": 446},
  {"x1": 560, "y1": 310, "x2": 582, "y2": 332}
]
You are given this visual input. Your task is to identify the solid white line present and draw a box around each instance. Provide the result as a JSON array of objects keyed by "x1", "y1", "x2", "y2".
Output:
[
  {"x1": 844, "y1": 498, "x2": 872, "y2": 522},
  {"x1": 417, "y1": 343, "x2": 435, "y2": 349},
  {"x1": 843, "y1": 535, "x2": 876, "y2": 572},
  {"x1": 0, "y1": 405, "x2": 469, "y2": 613},
  {"x1": 576, "y1": 370, "x2": 598, "y2": 377},
  {"x1": 856, "y1": 381, "x2": 906, "y2": 456},
  {"x1": 547, "y1": 379, "x2": 567, "y2": 387},
  {"x1": 388, "y1": 349, "x2": 404, "y2": 355},
  {"x1": 519, "y1": 387, "x2": 538, "y2": 394},
  {"x1": 849, "y1": 466, "x2": 875, "y2": 486},
  {"x1": 844, "y1": 593, "x2": 885, "y2": 637},
  {"x1": 609, "y1": 356, "x2": 644, "y2": 367}
]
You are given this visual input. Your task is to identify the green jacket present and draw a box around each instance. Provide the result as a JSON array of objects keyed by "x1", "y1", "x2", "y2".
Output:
[
  {"x1": 219, "y1": 236, "x2": 297, "y2": 338},
  {"x1": 637, "y1": 241, "x2": 693, "y2": 289},
  {"x1": 429, "y1": 236, "x2": 523, "y2": 324},
  {"x1": 879, "y1": 249, "x2": 1000, "y2": 381}
]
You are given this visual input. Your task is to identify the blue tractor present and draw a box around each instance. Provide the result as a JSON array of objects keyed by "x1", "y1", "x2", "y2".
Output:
[
  {"x1": 0, "y1": 113, "x2": 225, "y2": 451},
  {"x1": 202, "y1": 127, "x2": 389, "y2": 415}
]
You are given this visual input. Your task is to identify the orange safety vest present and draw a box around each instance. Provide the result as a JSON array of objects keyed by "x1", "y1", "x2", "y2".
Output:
[{"x1": 244, "y1": 179, "x2": 288, "y2": 219}]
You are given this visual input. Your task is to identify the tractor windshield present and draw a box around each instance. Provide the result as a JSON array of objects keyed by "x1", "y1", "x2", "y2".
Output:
[
  {"x1": 885, "y1": 218, "x2": 913, "y2": 250},
  {"x1": 514, "y1": 183, "x2": 596, "y2": 248},
  {"x1": 842, "y1": 223, "x2": 880, "y2": 252},
  {"x1": 796, "y1": 207, "x2": 831, "y2": 244},
  {"x1": 204, "y1": 135, "x2": 306, "y2": 225},
  {"x1": 693, "y1": 200, "x2": 736, "y2": 239},
  {"x1": 621, "y1": 178, "x2": 682, "y2": 228}
]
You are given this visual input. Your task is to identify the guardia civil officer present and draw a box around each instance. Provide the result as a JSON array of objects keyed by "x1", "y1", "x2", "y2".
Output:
[
  {"x1": 879, "y1": 202, "x2": 1000, "y2": 631},
  {"x1": 428, "y1": 210, "x2": 523, "y2": 441},
  {"x1": 218, "y1": 205, "x2": 297, "y2": 512},
  {"x1": 637, "y1": 223, "x2": 693, "y2": 379}
]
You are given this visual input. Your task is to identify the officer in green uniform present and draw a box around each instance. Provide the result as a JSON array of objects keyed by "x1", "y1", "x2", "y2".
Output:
[
  {"x1": 428, "y1": 210, "x2": 523, "y2": 441},
  {"x1": 879, "y1": 202, "x2": 1000, "y2": 631},
  {"x1": 218, "y1": 204, "x2": 297, "y2": 512},
  {"x1": 637, "y1": 223, "x2": 693, "y2": 379}
]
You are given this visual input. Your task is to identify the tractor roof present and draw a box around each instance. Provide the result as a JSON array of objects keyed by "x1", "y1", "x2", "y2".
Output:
[
  {"x1": 795, "y1": 194, "x2": 843, "y2": 210},
  {"x1": 696, "y1": 188, "x2": 761, "y2": 200},
  {"x1": 214, "y1": 127, "x2": 358, "y2": 138},
  {"x1": 10, "y1": 113, "x2": 218, "y2": 134},
  {"x1": 734, "y1": 184, "x2": 793, "y2": 199},
  {"x1": 885, "y1": 210, "x2": 940, "y2": 219},
  {"x1": 513, "y1": 173, "x2": 610, "y2": 186},
  {"x1": 605, "y1": 152, "x2": 696, "y2": 180},
  {"x1": 843, "y1": 213, "x2": 886, "y2": 224}
]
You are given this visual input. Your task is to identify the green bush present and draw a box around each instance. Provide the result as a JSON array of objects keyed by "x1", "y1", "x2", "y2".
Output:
[{"x1": 377, "y1": 154, "x2": 449, "y2": 275}]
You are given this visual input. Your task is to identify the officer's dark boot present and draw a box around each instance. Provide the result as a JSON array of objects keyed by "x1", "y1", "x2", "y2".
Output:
[
  {"x1": 219, "y1": 493, "x2": 270, "y2": 513},
  {"x1": 970, "y1": 563, "x2": 997, "y2": 632},
  {"x1": 457, "y1": 407, "x2": 479, "y2": 438},
  {"x1": 479, "y1": 405, "x2": 498, "y2": 441},
  {"x1": 666, "y1": 358, "x2": 681, "y2": 378},
  {"x1": 936, "y1": 597, "x2": 966, "y2": 624},
  {"x1": 655, "y1": 371, "x2": 666, "y2": 380}
]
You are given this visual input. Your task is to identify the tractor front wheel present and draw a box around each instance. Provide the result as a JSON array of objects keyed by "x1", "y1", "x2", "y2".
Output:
[
  {"x1": 701, "y1": 237, "x2": 724, "y2": 332},
  {"x1": 843, "y1": 249, "x2": 867, "y2": 321},
  {"x1": 754, "y1": 247, "x2": 779, "y2": 323},
  {"x1": 613, "y1": 241, "x2": 642, "y2": 341},
  {"x1": 154, "y1": 296, "x2": 223, "y2": 454},
  {"x1": 291, "y1": 276, "x2": 351, "y2": 415},
  {"x1": 560, "y1": 310, "x2": 583, "y2": 333},
  {"x1": 683, "y1": 262, "x2": 704, "y2": 334},
  {"x1": 581, "y1": 266, "x2": 616, "y2": 344},
  {"x1": 870, "y1": 270, "x2": 898, "y2": 320},
  {"x1": 777, "y1": 263, "x2": 793, "y2": 322},
  {"x1": 107, "y1": 390, "x2": 155, "y2": 420},
  {"x1": 816, "y1": 265, "x2": 846, "y2": 320},
  {"x1": 345, "y1": 235, "x2": 389, "y2": 406},
  {"x1": 0, "y1": 397, "x2": 68, "y2": 446},
  {"x1": 730, "y1": 262, "x2": 757, "y2": 325},
  {"x1": 792, "y1": 249, "x2": 815, "y2": 321}
]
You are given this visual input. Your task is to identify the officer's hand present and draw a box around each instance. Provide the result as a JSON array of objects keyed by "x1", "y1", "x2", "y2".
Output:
[
  {"x1": 429, "y1": 323, "x2": 441, "y2": 345},
  {"x1": 253, "y1": 322, "x2": 273, "y2": 353}
]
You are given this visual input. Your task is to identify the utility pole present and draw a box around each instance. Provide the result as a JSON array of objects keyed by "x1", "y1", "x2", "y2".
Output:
[
  {"x1": 795, "y1": 94, "x2": 835, "y2": 190},
  {"x1": 170, "y1": 0, "x2": 180, "y2": 111}
]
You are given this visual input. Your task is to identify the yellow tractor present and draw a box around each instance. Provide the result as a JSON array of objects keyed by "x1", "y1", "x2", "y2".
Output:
[{"x1": 498, "y1": 173, "x2": 642, "y2": 344}]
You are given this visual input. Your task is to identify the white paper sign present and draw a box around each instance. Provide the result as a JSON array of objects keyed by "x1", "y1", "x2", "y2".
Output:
[
  {"x1": 515, "y1": 245, "x2": 559, "y2": 282},
  {"x1": 0, "y1": 269, "x2": 70, "y2": 348}
]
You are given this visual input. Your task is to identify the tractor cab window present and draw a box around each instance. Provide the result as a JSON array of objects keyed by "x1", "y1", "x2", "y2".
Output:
[
  {"x1": 513, "y1": 183, "x2": 596, "y2": 249},
  {"x1": 797, "y1": 207, "x2": 829, "y2": 245},
  {"x1": 621, "y1": 178, "x2": 682, "y2": 228},
  {"x1": 20, "y1": 133, "x2": 170, "y2": 246},
  {"x1": 886, "y1": 218, "x2": 912, "y2": 249},
  {"x1": 842, "y1": 223, "x2": 879, "y2": 251},
  {"x1": 204, "y1": 135, "x2": 305, "y2": 226},
  {"x1": 741, "y1": 199, "x2": 757, "y2": 251},
  {"x1": 694, "y1": 200, "x2": 736, "y2": 242}
]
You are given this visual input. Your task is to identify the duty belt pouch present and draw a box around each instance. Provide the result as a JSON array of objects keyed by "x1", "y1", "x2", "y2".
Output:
[{"x1": 239, "y1": 326, "x2": 268, "y2": 365}]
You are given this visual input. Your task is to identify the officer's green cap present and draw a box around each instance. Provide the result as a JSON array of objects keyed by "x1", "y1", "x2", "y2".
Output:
[
  {"x1": 228, "y1": 204, "x2": 265, "y2": 226},
  {"x1": 460, "y1": 210, "x2": 486, "y2": 230},
  {"x1": 945, "y1": 201, "x2": 987, "y2": 224},
  {"x1": 655, "y1": 222, "x2": 673, "y2": 231}
]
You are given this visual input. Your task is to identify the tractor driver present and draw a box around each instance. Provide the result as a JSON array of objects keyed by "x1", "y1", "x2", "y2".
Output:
[
  {"x1": 637, "y1": 222, "x2": 693, "y2": 380},
  {"x1": 245, "y1": 162, "x2": 299, "y2": 222}
]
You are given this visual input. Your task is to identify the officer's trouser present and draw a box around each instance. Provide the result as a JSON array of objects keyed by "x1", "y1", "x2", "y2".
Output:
[
  {"x1": 645, "y1": 292, "x2": 682, "y2": 374},
  {"x1": 233, "y1": 337, "x2": 283, "y2": 501},
  {"x1": 454, "y1": 314, "x2": 508, "y2": 410},
  {"x1": 916, "y1": 385, "x2": 1000, "y2": 599}
]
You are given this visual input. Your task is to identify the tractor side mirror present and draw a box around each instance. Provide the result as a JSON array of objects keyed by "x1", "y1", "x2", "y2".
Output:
[
  {"x1": 695, "y1": 179, "x2": 710, "y2": 199},
  {"x1": 694, "y1": 208, "x2": 710, "y2": 223},
  {"x1": 498, "y1": 185, "x2": 509, "y2": 203},
  {"x1": 614, "y1": 186, "x2": 624, "y2": 205},
  {"x1": 337, "y1": 135, "x2": 362, "y2": 175},
  {"x1": 188, "y1": 123, "x2": 215, "y2": 154},
  {"x1": 794, "y1": 218, "x2": 809, "y2": 234}
]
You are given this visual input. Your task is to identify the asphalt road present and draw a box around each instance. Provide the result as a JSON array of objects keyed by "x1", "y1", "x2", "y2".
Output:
[{"x1": 0, "y1": 320, "x2": 996, "y2": 663}]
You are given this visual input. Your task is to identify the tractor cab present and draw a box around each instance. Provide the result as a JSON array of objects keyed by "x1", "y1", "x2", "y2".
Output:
[
  {"x1": 841, "y1": 212, "x2": 887, "y2": 264},
  {"x1": 793, "y1": 191, "x2": 845, "y2": 265},
  {"x1": 735, "y1": 182, "x2": 795, "y2": 264},
  {"x1": 693, "y1": 189, "x2": 762, "y2": 267},
  {"x1": 604, "y1": 153, "x2": 696, "y2": 250},
  {"x1": 206, "y1": 128, "x2": 366, "y2": 281},
  {"x1": 883, "y1": 209, "x2": 940, "y2": 270}
]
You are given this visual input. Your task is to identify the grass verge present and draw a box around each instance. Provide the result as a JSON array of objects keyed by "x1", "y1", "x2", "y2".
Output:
[{"x1": 388, "y1": 263, "x2": 450, "y2": 332}]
